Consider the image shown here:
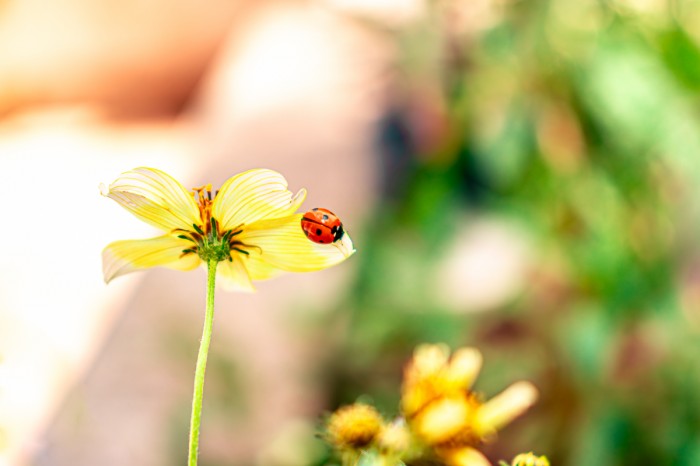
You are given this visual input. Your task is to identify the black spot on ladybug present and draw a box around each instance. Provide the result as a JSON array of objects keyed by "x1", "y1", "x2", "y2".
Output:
[
  {"x1": 316, "y1": 228, "x2": 322, "y2": 235},
  {"x1": 322, "y1": 214, "x2": 329, "y2": 221},
  {"x1": 312, "y1": 208, "x2": 318, "y2": 211}
]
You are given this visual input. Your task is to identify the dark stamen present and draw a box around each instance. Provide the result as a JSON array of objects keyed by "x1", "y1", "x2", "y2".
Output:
[
  {"x1": 233, "y1": 247, "x2": 250, "y2": 256},
  {"x1": 223, "y1": 229, "x2": 242, "y2": 244}
]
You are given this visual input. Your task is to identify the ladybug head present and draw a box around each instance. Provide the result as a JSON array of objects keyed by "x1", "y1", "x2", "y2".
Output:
[{"x1": 331, "y1": 224, "x2": 344, "y2": 242}]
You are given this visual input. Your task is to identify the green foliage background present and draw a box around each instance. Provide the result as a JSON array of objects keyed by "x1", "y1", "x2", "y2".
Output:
[{"x1": 321, "y1": 1, "x2": 700, "y2": 464}]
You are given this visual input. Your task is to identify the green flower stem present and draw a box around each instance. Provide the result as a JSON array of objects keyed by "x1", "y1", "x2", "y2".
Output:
[{"x1": 188, "y1": 259, "x2": 218, "y2": 466}]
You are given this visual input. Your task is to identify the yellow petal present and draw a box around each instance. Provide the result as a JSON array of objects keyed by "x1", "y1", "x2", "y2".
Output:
[
  {"x1": 101, "y1": 167, "x2": 201, "y2": 232},
  {"x1": 237, "y1": 214, "x2": 355, "y2": 272},
  {"x1": 102, "y1": 235, "x2": 200, "y2": 283},
  {"x1": 217, "y1": 257, "x2": 255, "y2": 292},
  {"x1": 402, "y1": 346, "x2": 450, "y2": 417},
  {"x1": 446, "y1": 347, "x2": 482, "y2": 391},
  {"x1": 474, "y1": 381, "x2": 538, "y2": 435},
  {"x1": 240, "y1": 254, "x2": 286, "y2": 281},
  {"x1": 414, "y1": 396, "x2": 472, "y2": 444},
  {"x1": 441, "y1": 447, "x2": 492, "y2": 466},
  {"x1": 211, "y1": 169, "x2": 306, "y2": 230},
  {"x1": 410, "y1": 344, "x2": 450, "y2": 378}
]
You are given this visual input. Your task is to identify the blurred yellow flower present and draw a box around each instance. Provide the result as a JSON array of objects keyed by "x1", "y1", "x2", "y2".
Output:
[
  {"x1": 377, "y1": 419, "x2": 411, "y2": 455},
  {"x1": 401, "y1": 344, "x2": 538, "y2": 466},
  {"x1": 511, "y1": 452, "x2": 550, "y2": 466},
  {"x1": 327, "y1": 403, "x2": 385, "y2": 449},
  {"x1": 402, "y1": 344, "x2": 483, "y2": 418},
  {"x1": 101, "y1": 167, "x2": 355, "y2": 291}
]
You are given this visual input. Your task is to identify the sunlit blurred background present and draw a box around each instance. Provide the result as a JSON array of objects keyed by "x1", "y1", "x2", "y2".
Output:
[{"x1": 2, "y1": 0, "x2": 700, "y2": 465}]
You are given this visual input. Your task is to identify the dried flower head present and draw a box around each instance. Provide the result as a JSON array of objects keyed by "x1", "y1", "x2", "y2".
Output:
[{"x1": 327, "y1": 404, "x2": 385, "y2": 450}]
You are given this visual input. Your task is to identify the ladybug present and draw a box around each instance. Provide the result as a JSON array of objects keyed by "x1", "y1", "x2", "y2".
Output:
[{"x1": 301, "y1": 208, "x2": 345, "y2": 244}]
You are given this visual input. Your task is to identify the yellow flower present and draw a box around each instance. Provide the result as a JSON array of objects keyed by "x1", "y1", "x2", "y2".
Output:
[
  {"x1": 376, "y1": 419, "x2": 411, "y2": 455},
  {"x1": 401, "y1": 344, "x2": 538, "y2": 466},
  {"x1": 101, "y1": 167, "x2": 355, "y2": 291},
  {"x1": 327, "y1": 404, "x2": 385, "y2": 449},
  {"x1": 511, "y1": 452, "x2": 550, "y2": 466},
  {"x1": 402, "y1": 344, "x2": 483, "y2": 418}
]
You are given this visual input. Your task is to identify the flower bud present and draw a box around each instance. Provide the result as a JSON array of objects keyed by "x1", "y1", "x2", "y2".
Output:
[
  {"x1": 512, "y1": 452, "x2": 550, "y2": 466},
  {"x1": 327, "y1": 404, "x2": 384, "y2": 449}
]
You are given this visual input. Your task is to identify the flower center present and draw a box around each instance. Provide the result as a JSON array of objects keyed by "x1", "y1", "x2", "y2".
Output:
[
  {"x1": 193, "y1": 184, "x2": 214, "y2": 234},
  {"x1": 176, "y1": 185, "x2": 257, "y2": 263}
]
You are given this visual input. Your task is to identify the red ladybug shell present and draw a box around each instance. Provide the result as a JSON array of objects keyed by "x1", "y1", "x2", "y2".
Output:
[{"x1": 301, "y1": 208, "x2": 344, "y2": 244}]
